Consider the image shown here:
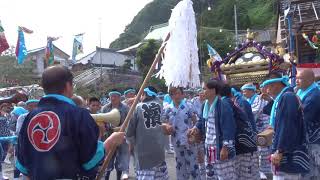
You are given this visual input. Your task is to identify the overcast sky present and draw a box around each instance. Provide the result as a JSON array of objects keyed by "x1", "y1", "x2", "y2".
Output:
[{"x1": 0, "y1": 0, "x2": 153, "y2": 58}]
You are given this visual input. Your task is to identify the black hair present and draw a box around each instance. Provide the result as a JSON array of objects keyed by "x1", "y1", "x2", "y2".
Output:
[
  {"x1": 205, "y1": 80, "x2": 222, "y2": 95},
  {"x1": 89, "y1": 97, "x2": 100, "y2": 104},
  {"x1": 220, "y1": 83, "x2": 232, "y2": 97},
  {"x1": 125, "y1": 87, "x2": 135, "y2": 91},
  {"x1": 41, "y1": 65, "x2": 73, "y2": 94},
  {"x1": 267, "y1": 71, "x2": 287, "y2": 86},
  {"x1": 168, "y1": 87, "x2": 184, "y2": 96},
  {"x1": 71, "y1": 95, "x2": 84, "y2": 107},
  {"x1": 267, "y1": 71, "x2": 283, "y2": 79},
  {"x1": 110, "y1": 89, "x2": 120, "y2": 92},
  {"x1": 143, "y1": 86, "x2": 158, "y2": 101},
  {"x1": 147, "y1": 86, "x2": 158, "y2": 95}
]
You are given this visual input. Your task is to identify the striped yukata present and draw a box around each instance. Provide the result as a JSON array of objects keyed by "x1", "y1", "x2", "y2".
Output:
[
  {"x1": 205, "y1": 110, "x2": 236, "y2": 180},
  {"x1": 304, "y1": 144, "x2": 320, "y2": 180},
  {"x1": 272, "y1": 171, "x2": 302, "y2": 180},
  {"x1": 235, "y1": 152, "x2": 260, "y2": 180},
  {"x1": 251, "y1": 96, "x2": 271, "y2": 176},
  {"x1": 192, "y1": 97, "x2": 206, "y2": 180},
  {"x1": 257, "y1": 113, "x2": 272, "y2": 175},
  {"x1": 258, "y1": 146, "x2": 271, "y2": 175},
  {"x1": 136, "y1": 162, "x2": 169, "y2": 180},
  {"x1": 231, "y1": 96, "x2": 259, "y2": 180}
]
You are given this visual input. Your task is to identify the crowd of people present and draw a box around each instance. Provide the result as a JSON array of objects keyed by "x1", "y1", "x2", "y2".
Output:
[
  {"x1": 0, "y1": 65, "x2": 319, "y2": 180},
  {"x1": 0, "y1": 98, "x2": 39, "y2": 180}
]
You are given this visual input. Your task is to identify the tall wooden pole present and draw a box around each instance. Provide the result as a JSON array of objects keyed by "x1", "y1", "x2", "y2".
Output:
[
  {"x1": 99, "y1": 17, "x2": 103, "y2": 83},
  {"x1": 234, "y1": 3, "x2": 238, "y2": 47},
  {"x1": 95, "y1": 34, "x2": 170, "y2": 180}
]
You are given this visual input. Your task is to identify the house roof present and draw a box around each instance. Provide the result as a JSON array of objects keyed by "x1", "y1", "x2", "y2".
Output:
[
  {"x1": 27, "y1": 45, "x2": 70, "y2": 59},
  {"x1": 117, "y1": 43, "x2": 142, "y2": 53},
  {"x1": 238, "y1": 30, "x2": 273, "y2": 44},
  {"x1": 144, "y1": 23, "x2": 169, "y2": 40},
  {"x1": 95, "y1": 46, "x2": 130, "y2": 56},
  {"x1": 278, "y1": 0, "x2": 320, "y2": 32},
  {"x1": 76, "y1": 46, "x2": 133, "y2": 65},
  {"x1": 117, "y1": 23, "x2": 169, "y2": 53},
  {"x1": 76, "y1": 51, "x2": 96, "y2": 64}
]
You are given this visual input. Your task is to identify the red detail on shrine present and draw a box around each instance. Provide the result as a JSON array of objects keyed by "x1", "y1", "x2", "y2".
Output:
[{"x1": 297, "y1": 63, "x2": 320, "y2": 68}]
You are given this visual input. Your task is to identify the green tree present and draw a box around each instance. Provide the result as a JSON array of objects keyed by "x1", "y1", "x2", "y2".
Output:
[
  {"x1": 198, "y1": 28, "x2": 235, "y2": 63},
  {"x1": 136, "y1": 39, "x2": 166, "y2": 92},
  {"x1": 136, "y1": 39, "x2": 161, "y2": 76},
  {"x1": 109, "y1": 0, "x2": 277, "y2": 51},
  {"x1": 121, "y1": 59, "x2": 133, "y2": 70},
  {"x1": 109, "y1": 0, "x2": 178, "y2": 50},
  {"x1": 0, "y1": 55, "x2": 36, "y2": 88}
]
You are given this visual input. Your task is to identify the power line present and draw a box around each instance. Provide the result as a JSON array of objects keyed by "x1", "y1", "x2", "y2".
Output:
[{"x1": 200, "y1": 26, "x2": 318, "y2": 33}]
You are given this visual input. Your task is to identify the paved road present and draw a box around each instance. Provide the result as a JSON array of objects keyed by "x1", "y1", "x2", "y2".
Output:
[
  {"x1": 109, "y1": 153, "x2": 177, "y2": 180},
  {"x1": 3, "y1": 153, "x2": 274, "y2": 180},
  {"x1": 2, "y1": 153, "x2": 178, "y2": 180}
]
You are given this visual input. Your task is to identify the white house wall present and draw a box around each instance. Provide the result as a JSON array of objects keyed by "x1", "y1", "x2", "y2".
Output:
[
  {"x1": 36, "y1": 54, "x2": 44, "y2": 76},
  {"x1": 77, "y1": 51, "x2": 96, "y2": 64},
  {"x1": 92, "y1": 51, "x2": 133, "y2": 67}
]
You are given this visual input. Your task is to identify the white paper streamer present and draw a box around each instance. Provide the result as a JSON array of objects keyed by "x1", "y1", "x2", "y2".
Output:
[{"x1": 156, "y1": 0, "x2": 200, "y2": 88}]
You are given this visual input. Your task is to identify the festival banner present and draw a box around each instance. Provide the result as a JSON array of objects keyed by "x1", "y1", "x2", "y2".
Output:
[
  {"x1": 45, "y1": 36, "x2": 60, "y2": 65},
  {"x1": 15, "y1": 26, "x2": 33, "y2": 64},
  {"x1": 72, "y1": 33, "x2": 84, "y2": 63},
  {"x1": 0, "y1": 21, "x2": 10, "y2": 55},
  {"x1": 207, "y1": 43, "x2": 222, "y2": 61}
]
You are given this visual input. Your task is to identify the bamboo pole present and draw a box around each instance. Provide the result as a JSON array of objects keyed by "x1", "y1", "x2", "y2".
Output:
[{"x1": 95, "y1": 34, "x2": 170, "y2": 180}]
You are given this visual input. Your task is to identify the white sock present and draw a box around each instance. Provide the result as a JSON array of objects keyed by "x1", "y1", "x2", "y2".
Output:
[
  {"x1": 5, "y1": 152, "x2": 12, "y2": 159},
  {"x1": 260, "y1": 171, "x2": 267, "y2": 179}
]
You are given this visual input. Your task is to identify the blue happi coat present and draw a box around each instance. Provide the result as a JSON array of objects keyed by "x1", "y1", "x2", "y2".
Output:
[
  {"x1": 196, "y1": 97, "x2": 236, "y2": 160},
  {"x1": 262, "y1": 100, "x2": 273, "y2": 116},
  {"x1": 231, "y1": 96, "x2": 257, "y2": 154},
  {"x1": 298, "y1": 86, "x2": 320, "y2": 145},
  {"x1": 272, "y1": 88, "x2": 310, "y2": 174},
  {"x1": 234, "y1": 95, "x2": 257, "y2": 134},
  {"x1": 16, "y1": 95, "x2": 104, "y2": 180}
]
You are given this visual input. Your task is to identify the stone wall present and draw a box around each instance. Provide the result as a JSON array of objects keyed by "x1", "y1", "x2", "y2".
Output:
[{"x1": 74, "y1": 67, "x2": 142, "y2": 97}]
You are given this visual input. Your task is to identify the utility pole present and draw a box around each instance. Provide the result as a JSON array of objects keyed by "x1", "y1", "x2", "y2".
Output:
[
  {"x1": 234, "y1": 3, "x2": 239, "y2": 47},
  {"x1": 199, "y1": 14, "x2": 203, "y2": 78},
  {"x1": 99, "y1": 17, "x2": 103, "y2": 83}
]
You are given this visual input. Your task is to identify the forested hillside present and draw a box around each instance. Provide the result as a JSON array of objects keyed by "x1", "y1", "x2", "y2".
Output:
[{"x1": 110, "y1": 0, "x2": 277, "y2": 58}]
